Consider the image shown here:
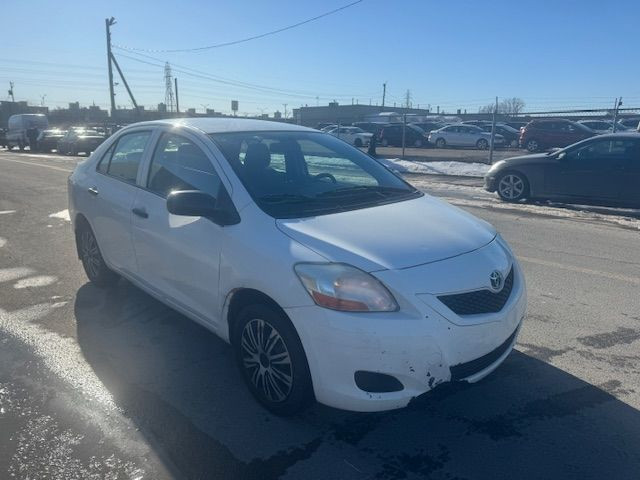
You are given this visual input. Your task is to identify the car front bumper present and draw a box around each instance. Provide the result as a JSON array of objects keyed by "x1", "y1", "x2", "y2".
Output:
[
  {"x1": 484, "y1": 174, "x2": 498, "y2": 192},
  {"x1": 285, "y1": 243, "x2": 527, "y2": 412}
]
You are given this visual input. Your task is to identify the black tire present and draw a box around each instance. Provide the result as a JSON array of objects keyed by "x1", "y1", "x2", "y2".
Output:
[
  {"x1": 435, "y1": 138, "x2": 446, "y2": 148},
  {"x1": 233, "y1": 304, "x2": 314, "y2": 416},
  {"x1": 525, "y1": 139, "x2": 540, "y2": 152},
  {"x1": 76, "y1": 222, "x2": 119, "y2": 287},
  {"x1": 496, "y1": 171, "x2": 529, "y2": 202},
  {"x1": 354, "y1": 138, "x2": 363, "y2": 147},
  {"x1": 476, "y1": 138, "x2": 489, "y2": 150}
]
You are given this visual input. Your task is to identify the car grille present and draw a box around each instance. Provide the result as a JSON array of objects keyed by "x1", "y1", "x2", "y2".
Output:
[
  {"x1": 450, "y1": 327, "x2": 518, "y2": 381},
  {"x1": 437, "y1": 267, "x2": 514, "y2": 316}
]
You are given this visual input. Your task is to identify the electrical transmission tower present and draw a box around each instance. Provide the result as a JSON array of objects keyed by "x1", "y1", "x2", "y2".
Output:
[{"x1": 164, "y1": 62, "x2": 175, "y2": 113}]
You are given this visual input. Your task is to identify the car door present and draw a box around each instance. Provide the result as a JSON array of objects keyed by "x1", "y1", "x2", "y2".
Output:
[
  {"x1": 131, "y1": 130, "x2": 230, "y2": 326},
  {"x1": 86, "y1": 130, "x2": 151, "y2": 274},
  {"x1": 545, "y1": 138, "x2": 626, "y2": 201},
  {"x1": 458, "y1": 126, "x2": 475, "y2": 146},
  {"x1": 440, "y1": 126, "x2": 458, "y2": 145},
  {"x1": 619, "y1": 139, "x2": 640, "y2": 206}
]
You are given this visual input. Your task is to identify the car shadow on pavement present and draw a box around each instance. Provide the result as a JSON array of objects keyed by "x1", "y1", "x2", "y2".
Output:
[{"x1": 75, "y1": 280, "x2": 640, "y2": 480}]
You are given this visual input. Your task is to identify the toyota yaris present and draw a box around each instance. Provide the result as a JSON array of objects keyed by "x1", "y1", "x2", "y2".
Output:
[{"x1": 68, "y1": 118, "x2": 526, "y2": 415}]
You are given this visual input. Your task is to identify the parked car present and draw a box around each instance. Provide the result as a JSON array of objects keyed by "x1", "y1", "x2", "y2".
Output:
[
  {"x1": 57, "y1": 128, "x2": 106, "y2": 155},
  {"x1": 69, "y1": 118, "x2": 526, "y2": 414},
  {"x1": 6, "y1": 113, "x2": 49, "y2": 150},
  {"x1": 618, "y1": 118, "x2": 640, "y2": 130},
  {"x1": 505, "y1": 121, "x2": 528, "y2": 131},
  {"x1": 479, "y1": 124, "x2": 521, "y2": 148},
  {"x1": 519, "y1": 119, "x2": 594, "y2": 152},
  {"x1": 409, "y1": 121, "x2": 446, "y2": 134},
  {"x1": 577, "y1": 120, "x2": 628, "y2": 134},
  {"x1": 485, "y1": 133, "x2": 640, "y2": 207},
  {"x1": 462, "y1": 120, "x2": 492, "y2": 127},
  {"x1": 36, "y1": 129, "x2": 67, "y2": 152},
  {"x1": 378, "y1": 124, "x2": 429, "y2": 147},
  {"x1": 326, "y1": 126, "x2": 372, "y2": 147},
  {"x1": 429, "y1": 124, "x2": 504, "y2": 150},
  {"x1": 319, "y1": 124, "x2": 337, "y2": 132},
  {"x1": 352, "y1": 122, "x2": 388, "y2": 135}
]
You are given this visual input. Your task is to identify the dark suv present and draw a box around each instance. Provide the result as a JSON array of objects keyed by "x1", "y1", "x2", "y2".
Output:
[
  {"x1": 378, "y1": 124, "x2": 429, "y2": 147},
  {"x1": 520, "y1": 119, "x2": 594, "y2": 152}
]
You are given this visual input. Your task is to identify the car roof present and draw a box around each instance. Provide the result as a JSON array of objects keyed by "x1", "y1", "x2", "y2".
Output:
[
  {"x1": 122, "y1": 117, "x2": 314, "y2": 134},
  {"x1": 590, "y1": 132, "x2": 640, "y2": 139}
]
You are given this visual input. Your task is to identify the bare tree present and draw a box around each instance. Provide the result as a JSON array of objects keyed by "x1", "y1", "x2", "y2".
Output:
[{"x1": 478, "y1": 97, "x2": 526, "y2": 115}]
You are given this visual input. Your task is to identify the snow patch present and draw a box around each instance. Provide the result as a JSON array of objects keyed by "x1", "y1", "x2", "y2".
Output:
[
  {"x1": 379, "y1": 158, "x2": 490, "y2": 177},
  {"x1": 13, "y1": 275, "x2": 58, "y2": 289},
  {"x1": 0, "y1": 237, "x2": 6, "y2": 248},
  {"x1": 49, "y1": 209, "x2": 70, "y2": 221},
  {"x1": 0, "y1": 210, "x2": 16, "y2": 215},
  {"x1": 0, "y1": 267, "x2": 35, "y2": 283}
]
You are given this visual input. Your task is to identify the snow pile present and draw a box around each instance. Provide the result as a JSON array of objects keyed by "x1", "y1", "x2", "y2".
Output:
[{"x1": 379, "y1": 158, "x2": 490, "y2": 178}]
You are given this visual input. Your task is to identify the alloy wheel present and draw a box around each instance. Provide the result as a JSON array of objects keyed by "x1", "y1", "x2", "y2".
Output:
[
  {"x1": 80, "y1": 230, "x2": 101, "y2": 278},
  {"x1": 241, "y1": 318, "x2": 293, "y2": 403},
  {"x1": 498, "y1": 174, "x2": 525, "y2": 200}
]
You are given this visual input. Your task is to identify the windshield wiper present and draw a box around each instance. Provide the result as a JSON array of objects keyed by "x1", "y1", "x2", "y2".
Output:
[
  {"x1": 317, "y1": 185, "x2": 414, "y2": 198},
  {"x1": 258, "y1": 193, "x2": 319, "y2": 204}
]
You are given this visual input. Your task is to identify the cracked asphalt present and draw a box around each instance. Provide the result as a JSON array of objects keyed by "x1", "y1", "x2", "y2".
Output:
[{"x1": 1, "y1": 150, "x2": 639, "y2": 479}]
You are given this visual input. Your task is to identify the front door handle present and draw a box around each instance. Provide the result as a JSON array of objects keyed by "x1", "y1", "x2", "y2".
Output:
[
  {"x1": 132, "y1": 207, "x2": 149, "y2": 219},
  {"x1": 88, "y1": 187, "x2": 99, "y2": 196}
]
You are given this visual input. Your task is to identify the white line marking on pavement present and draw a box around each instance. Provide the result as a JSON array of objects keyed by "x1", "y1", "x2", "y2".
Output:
[
  {"x1": 49, "y1": 209, "x2": 70, "y2": 221},
  {"x1": 519, "y1": 256, "x2": 640, "y2": 286},
  {"x1": 0, "y1": 157, "x2": 73, "y2": 172},
  {"x1": 13, "y1": 275, "x2": 58, "y2": 289},
  {"x1": 0, "y1": 267, "x2": 35, "y2": 283},
  {"x1": 0, "y1": 237, "x2": 5, "y2": 248},
  {"x1": 0, "y1": 210, "x2": 16, "y2": 215}
]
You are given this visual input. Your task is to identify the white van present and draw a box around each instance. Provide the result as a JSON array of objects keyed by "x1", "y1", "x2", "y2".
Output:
[{"x1": 6, "y1": 114, "x2": 49, "y2": 150}]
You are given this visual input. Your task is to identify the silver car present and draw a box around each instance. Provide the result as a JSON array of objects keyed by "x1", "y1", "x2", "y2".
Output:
[{"x1": 429, "y1": 124, "x2": 504, "y2": 150}]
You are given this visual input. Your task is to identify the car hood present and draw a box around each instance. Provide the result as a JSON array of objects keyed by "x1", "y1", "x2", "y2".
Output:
[
  {"x1": 276, "y1": 194, "x2": 496, "y2": 271},
  {"x1": 493, "y1": 152, "x2": 553, "y2": 168}
]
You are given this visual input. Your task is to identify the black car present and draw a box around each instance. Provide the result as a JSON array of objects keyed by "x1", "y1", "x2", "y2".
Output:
[
  {"x1": 36, "y1": 129, "x2": 67, "y2": 152},
  {"x1": 618, "y1": 118, "x2": 640, "y2": 131},
  {"x1": 378, "y1": 124, "x2": 429, "y2": 147},
  {"x1": 485, "y1": 133, "x2": 640, "y2": 207},
  {"x1": 480, "y1": 124, "x2": 521, "y2": 147},
  {"x1": 0, "y1": 128, "x2": 6, "y2": 148},
  {"x1": 57, "y1": 128, "x2": 106, "y2": 155},
  {"x1": 504, "y1": 121, "x2": 528, "y2": 131}
]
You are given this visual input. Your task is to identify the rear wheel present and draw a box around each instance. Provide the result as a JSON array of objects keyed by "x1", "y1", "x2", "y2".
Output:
[
  {"x1": 233, "y1": 304, "x2": 314, "y2": 416},
  {"x1": 435, "y1": 138, "x2": 446, "y2": 148},
  {"x1": 77, "y1": 223, "x2": 119, "y2": 287},
  {"x1": 476, "y1": 138, "x2": 489, "y2": 150},
  {"x1": 497, "y1": 171, "x2": 528, "y2": 202}
]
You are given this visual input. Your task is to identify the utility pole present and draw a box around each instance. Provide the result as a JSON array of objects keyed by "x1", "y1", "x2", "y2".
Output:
[
  {"x1": 8, "y1": 81, "x2": 15, "y2": 102},
  {"x1": 404, "y1": 89, "x2": 412, "y2": 108},
  {"x1": 164, "y1": 63, "x2": 175, "y2": 113},
  {"x1": 40, "y1": 94, "x2": 46, "y2": 107},
  {"x1": 283, "y1": 104, "x2": 288, "y2": 119},
  {"x1": 105, "y1": 17, "x2": 117, "y2": 117},
  {"x1": 489, "y1": 96, "x2": 498, "y2": 164},
  {"x1": 612, "y1": 97, "x2": 622, "y2": 132},
  {"x1": 111, "y1": 54, "x2": 139, "y2": 113},
  {"x1": 382, "y1": 82, "x2": 386, "y2": 108},
  {"x1": 174, "y1": 78, "x2": 179, "y2": 114}
]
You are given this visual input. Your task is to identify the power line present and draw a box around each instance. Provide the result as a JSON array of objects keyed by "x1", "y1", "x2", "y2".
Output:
[{"x1": 114, "y1": 0, "x2": 364, "y2": 53}]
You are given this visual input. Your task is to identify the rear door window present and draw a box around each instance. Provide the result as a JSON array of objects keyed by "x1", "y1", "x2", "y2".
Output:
[{"x1": 104, "y1": 131, "x2": 151, "y2": 184}]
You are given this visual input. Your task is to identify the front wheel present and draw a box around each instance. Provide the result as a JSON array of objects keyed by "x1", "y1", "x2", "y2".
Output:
[
  {"x1": 77, "y1": 223, "x2": 119, "y2": 287},
  {"x1": 435, "y1": 138, "x2": 446, "y2": 148},
  {"x1": 497, "y1": 171, "x2": 528, "y2": 202},
  {"x1": 233, "y1": 304, "x2": 314, "y2": 416},
  {"x1": 525, "y1": 139, "x2": 540, "y2": 152}
]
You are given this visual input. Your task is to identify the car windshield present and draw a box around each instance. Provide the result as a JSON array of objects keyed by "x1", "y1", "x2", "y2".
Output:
[{"x1": 209, "y1": 130, "x2": 420, "y2": 219}]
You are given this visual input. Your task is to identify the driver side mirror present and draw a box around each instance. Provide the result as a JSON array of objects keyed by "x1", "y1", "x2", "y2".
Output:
[{"x1": 167, "y1": 190, "x2": 239, "y2": 226}]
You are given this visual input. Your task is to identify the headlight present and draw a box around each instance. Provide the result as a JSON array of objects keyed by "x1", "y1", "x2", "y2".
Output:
[{"x1": 294, "y1": 263, "x2": 398, "y2": 312}]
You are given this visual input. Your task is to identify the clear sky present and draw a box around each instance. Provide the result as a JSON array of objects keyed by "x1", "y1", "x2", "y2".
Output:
[{"x1": 2, "y1": 0, "x2": 639, "y2": 116}]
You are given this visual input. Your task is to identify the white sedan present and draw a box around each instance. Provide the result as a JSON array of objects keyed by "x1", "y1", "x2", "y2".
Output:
[
  {"x1": 429, "y1": 124, "x2": 505, "y2": 150},
  {"x1": 68, "y1": 118, "x2": 526, "y2": 415},
  {"x1": 327, "y1": 126, "x2": 372, "y2": 147}
]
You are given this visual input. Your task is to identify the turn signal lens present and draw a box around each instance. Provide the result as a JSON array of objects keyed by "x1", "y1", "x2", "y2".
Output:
[{"x1": 294, "y1": 263, "x2": 398, "y2": 312}]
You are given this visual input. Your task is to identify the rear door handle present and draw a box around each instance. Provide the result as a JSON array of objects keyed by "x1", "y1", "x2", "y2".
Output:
[
  {"x1": 88, "y1": 187, "x2": 99, "y2": 196},
  {"x1": 132, "y1": 207, "x2": 148, "y2": 219}
]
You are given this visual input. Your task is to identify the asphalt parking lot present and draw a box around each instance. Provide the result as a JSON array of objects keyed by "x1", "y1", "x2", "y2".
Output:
[{"x1": 1, "y1": 150, "x2": 639, "y2": 479}]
